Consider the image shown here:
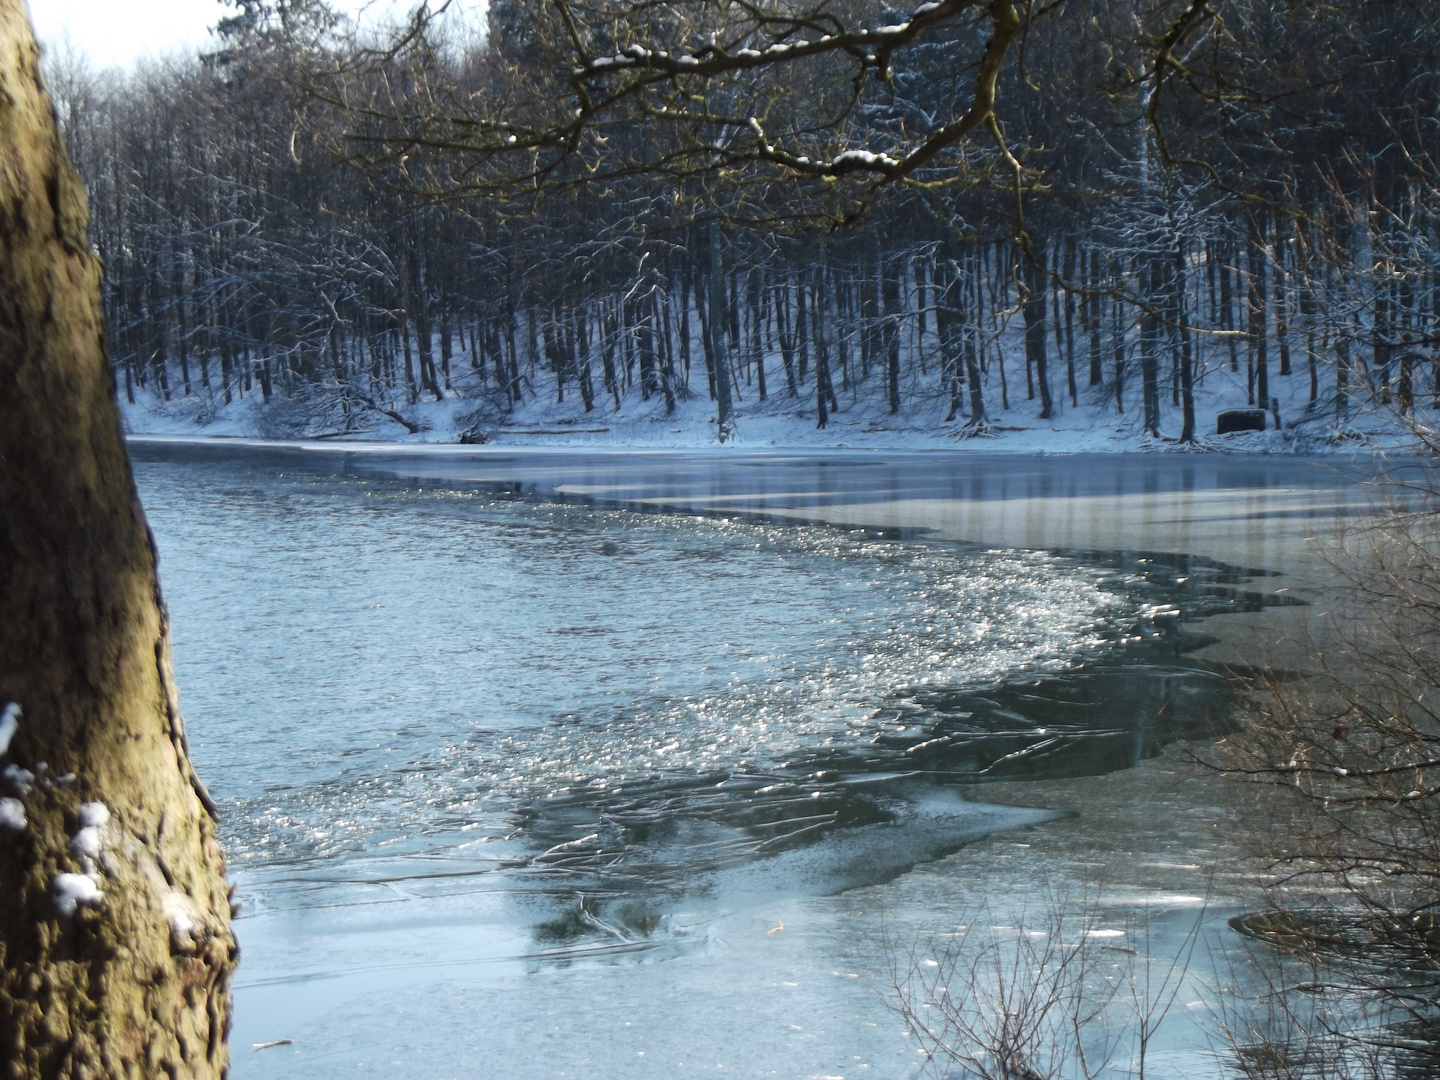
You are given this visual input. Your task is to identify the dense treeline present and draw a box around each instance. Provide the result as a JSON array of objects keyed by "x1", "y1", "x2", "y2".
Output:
[{"x1": 46, "y1": 0, "x2": 1440, "y2": 440}]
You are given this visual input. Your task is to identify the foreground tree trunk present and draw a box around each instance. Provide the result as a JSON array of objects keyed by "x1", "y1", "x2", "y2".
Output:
[{"x1": 0, "y1": 4, "x2": 237, "y2": 1075}]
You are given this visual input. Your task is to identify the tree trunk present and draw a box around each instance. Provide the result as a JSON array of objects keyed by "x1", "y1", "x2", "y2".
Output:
[
  {"x1": 1086, "y1": 246, "x2": 1103, "y2": 386},
  {"x1": 1336, "y1": 317, "x2": 1351, "y2": 423},
  {"x1": 1140, "y1": 257, "x2": 1161, "y2": 436},
  {"x1": 774, "y1": 283, "x2": 797, "y2": 396},
  {"x1": 1061, "y1": 240, "x2": 1078, "y2": 408},
  {"x1": 707, "y1": 221, "x2": 734, "y2": 440},
  {"x1": 439, "y1": 305, "x2": 454, "y2": 390},
  {"x1": 600, "y1": 304, "x2": 621, "y2": 409},
  {"x1": 1247, "y1": 214, "x2": 1269, "y2": 410},
  {"x1": 748, "y1": 270, "x2": 767, "y2": 403},
  {"x1": 1174, "y1": 237, "x2": 1196, "y2": 443},
  {"x1": 1218, "y1": 244, "x2": 1239, "y2": 373},
  {"x1": 1111, "y1": 259, "x2": 1126, "y2": 414},
  {"x1": 935, "y1": 258, "x2": 962, "y2": 421},
  {"x1": 1021, "y1": 244, "x2": 1053, "y2": 420},
  {"x1": 0, "y1": 6, "x2": 237, "y2": 1075},
  {"x1": 575, "y1": 308, "x2": 598, "y2": 413},
  {"x1": 882, "y1": 258, "x2": 902, "y2": 414},
  {"x1": 634, "y1": 297, "x2": 656, "y2": 401},
  {"x1": 652, "y1": 294, "x2": 675, "y2": 414}
]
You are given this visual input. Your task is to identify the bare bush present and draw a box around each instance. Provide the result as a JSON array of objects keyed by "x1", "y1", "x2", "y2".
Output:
[
  {"x1": 1211, "y1": 463, "x2": 1440, "y2": 1072},
  {"x1": 888, "y1": 895, "x2": 1202, "y2": 1080}
]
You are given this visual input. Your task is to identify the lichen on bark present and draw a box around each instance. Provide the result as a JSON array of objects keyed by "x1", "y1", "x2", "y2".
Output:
[{"x1": 0, "y1": 2, "x2": 237, "y2": 1076}]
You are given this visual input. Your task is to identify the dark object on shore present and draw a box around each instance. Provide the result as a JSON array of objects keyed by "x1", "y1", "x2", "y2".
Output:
[
  {"x1": 1217, "y1": 409, "x2": 1267, "y2": 435},
  {"x1": 458, "y1": 424, "x2": 493, "y2": 444}
]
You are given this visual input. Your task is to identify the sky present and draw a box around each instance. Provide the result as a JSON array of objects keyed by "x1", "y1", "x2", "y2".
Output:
[
  {"x1": 29, "y1": 0, "x2": 482, "y2": 71},
  {"x1": 32, "y1": 0, "x2": 229, "y2": 69}
]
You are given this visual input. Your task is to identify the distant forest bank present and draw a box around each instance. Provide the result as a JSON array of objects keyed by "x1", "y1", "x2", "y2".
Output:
[{"x1": 46, "y1": 0, "x2": 1440, "y2": 451}]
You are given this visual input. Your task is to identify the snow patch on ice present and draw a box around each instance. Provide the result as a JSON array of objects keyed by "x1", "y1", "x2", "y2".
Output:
[
  {"x1": 0, "y1": 798, "x2": 25, "y2": 832},
  {"x1": 52, "y1": 872, "x2": 103, "y2": 917},
  {"x1": 0, "y1": 702, "x2": 20, "y2": 756}
]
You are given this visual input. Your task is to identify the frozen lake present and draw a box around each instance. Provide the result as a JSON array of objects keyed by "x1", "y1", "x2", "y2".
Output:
[{"x1": 128, "y1": 443, "x2": 1392, "y2": 1079}]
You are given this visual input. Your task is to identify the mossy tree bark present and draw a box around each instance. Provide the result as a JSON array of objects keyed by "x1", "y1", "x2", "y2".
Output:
[{"x1": 0, "y1": 3, "x2": 237, "y2": 1076}]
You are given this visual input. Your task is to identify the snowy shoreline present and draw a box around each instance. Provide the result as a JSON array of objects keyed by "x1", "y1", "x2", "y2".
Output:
[{"x1": 121, "y1": 378, "x2": 1426, "y2": 458}]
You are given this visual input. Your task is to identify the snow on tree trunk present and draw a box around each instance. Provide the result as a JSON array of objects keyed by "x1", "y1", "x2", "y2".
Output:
[{"x1": 0, "y1": 3, "x2": 237, "y2": 1075}]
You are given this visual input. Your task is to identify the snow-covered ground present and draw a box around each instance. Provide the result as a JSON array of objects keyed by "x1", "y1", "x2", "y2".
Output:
[{"x1": 119, "y1": 347, "x2": 1432, "y2": 456}]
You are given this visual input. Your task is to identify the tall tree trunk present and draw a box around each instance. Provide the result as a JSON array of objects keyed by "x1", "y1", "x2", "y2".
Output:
[
  {"x1": 708, "y1": 221, "x2": 735, "y2": 440},
  {"x1": 695, "y1": 268, "x2": 717, "y2": 400},
  {"x1": 601, "y1": 304, "x2": 621, "y2": 409},
  {"x1": 1301, "y1": 275, "x2": 1319, "y2": 410},
  {"x1": 218, "y1": 341, "x2": 233, "y2": 405},
  {"x1": 795, "y1": 272, "x2": 810, "y2": 385},
  {"x1": 439, "y1": 305, "x2": 454, "y2": 391},
  {"x1": 1373, "y1": 271, "x2": 1394, "y2": 405},
  {"x1": 775, "y1": 283, "x2": 797, "y2": 396},
  {"x1": 859, "y1": 258, "x2": 876, "y2": 380},
  {"x1": 1140, "y1": 257, "x2": 1161, "y2": 436},
  {"x1": 1021, "y1": 244, "x2": 1053, "y2": 420},
  {"x1": 652, "y1": 294, "x2": 676, "y2": 414},
  {"x1": 1061, "y1": 239, "x2": 1078, "y2": 407},
  {"x1": 810, "y1": 265, "x2": 838, "y2": 427},
  {"x1": 1174, "y1": 236, "x2": 1196, "y2": 443},
  {"x1": 1248, "y1": 214, "x2": 1269, "y2": 410},
  {"x1": 1111, "y1": 261, "x2": 1126, "y2": 414},
  {"x1": 1218, "y1": 244, "x2": 1239, "y2": 373},
  {"x1": 400, "y1": 315, "x2": 418, "y2": 404},
  {"x1": 573, "y1": 309, "x2": 597, "y2": 412},
  {"x1": 882, "y1": 258, "x2": 902, "y2": 414},
  {"x1": 678, "y1": 271, "x2": 692, "y2": 384},
  {"x1": 1087, "y1": 246, "x2": 1103, "y2": 386},
  {"x1": 1274, "y1": 228, "x2": 1292, "y2": 377},
  {"x1": 543, "y1": 316, "x2": 565, "y2": 404},
  {"x1": 1336, "y1": 319, "x2": 1351, "y2": 423},
  {"x1": 1397, "y1": 271, "x2": 1416, "y2": 413},
  {"x1": 636, "y1": 296, "x2": 658, "y2": 401},
  {"x1": 0, "y1": 7, "x2": 237, "y2": 1075},
  {"x1": 748, "y1": 270, "x2": 767, "y2": 403},
  {"x1": 410, "y1": 220, "x2": 442, "y2": 401},
  {"x1": 936, "y1": 258, "x2": 962, "y2": 422}
]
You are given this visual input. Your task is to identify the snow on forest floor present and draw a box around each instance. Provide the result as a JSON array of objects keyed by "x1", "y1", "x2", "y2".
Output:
[{"x1": 119, "y1": 352, "x2": 1434, "y2": 457}]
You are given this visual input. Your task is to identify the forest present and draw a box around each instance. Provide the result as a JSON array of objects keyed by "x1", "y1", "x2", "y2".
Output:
[{"x1": 44, "y1": 0, "x2": 1440, "y2": 444}]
